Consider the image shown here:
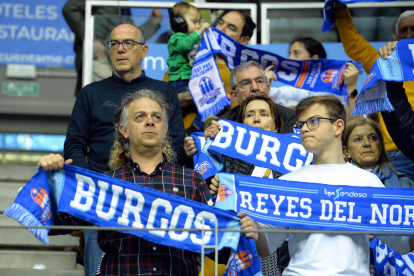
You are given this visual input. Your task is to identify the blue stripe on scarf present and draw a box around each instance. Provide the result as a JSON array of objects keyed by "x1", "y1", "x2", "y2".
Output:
[
  {"x1": 322, "y1": 0, "x2": 401, "y2": 32},
  {"x1": 352, "y1": 39, "x2": 414, "y2": 115},
  {"x1": 189, "y1": 27, "x2": 363, "y2": 121},
  {"x1": 191, "y1": 120, "x2": 313, "y2": 179},
  {"x1": 216, "y1": 172, "x2": 414, "y2": 233}
]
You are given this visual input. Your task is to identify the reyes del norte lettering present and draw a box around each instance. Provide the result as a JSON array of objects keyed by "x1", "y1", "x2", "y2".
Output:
[{"x1": 216, "y1": 173, "x2": 414, "y2": 233}]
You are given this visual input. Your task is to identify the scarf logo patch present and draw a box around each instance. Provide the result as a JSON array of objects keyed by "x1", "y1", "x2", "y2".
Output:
[
  {"x1": 227, "y1": 250, "x2": 253, "y2": 276},
  {"x1": 194, "y1": 161, "x2": 212, "y2": 175},
  {"x1": 31, "y1": 187, "x2": 51, "y2": 223},
  {"x1": 217, "y1": 185, "x2": 233, "y2": 203},
  {"x1": 321, "y1": 64, "x2": 346, "y2": 89},
  {"x1": 199, "y1": 77, "x2": 221, "y2": 107}
]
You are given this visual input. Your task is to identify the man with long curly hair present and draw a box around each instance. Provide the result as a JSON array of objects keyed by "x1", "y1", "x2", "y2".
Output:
[{"x1": 39, "y1": 89, "x2": 213, "y2": 275}]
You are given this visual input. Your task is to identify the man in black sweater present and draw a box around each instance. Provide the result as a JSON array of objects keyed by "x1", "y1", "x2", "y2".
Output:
[{"x1": 63, "y1": 23, "x2": 186, "y2": 276}]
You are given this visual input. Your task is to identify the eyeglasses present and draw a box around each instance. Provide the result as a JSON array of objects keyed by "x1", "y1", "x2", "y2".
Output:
[
  {"x1": 108, "y1": 40, "x2": 144, "y2": 50},
  {"x1": 293, "y1": 117, "x2": 337, "y2": 134},
  {"x1": 236, "y1": 77, "x2": 267, "y2": 90}
]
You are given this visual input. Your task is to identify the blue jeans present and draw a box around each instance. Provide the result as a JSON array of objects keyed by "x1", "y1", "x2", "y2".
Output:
[
  {"x1": 84, "y1": 230, "x2": 104, "y2": 276},
  {"x1": 388, "y1": 150, "x2": 414, "y2": 181}
]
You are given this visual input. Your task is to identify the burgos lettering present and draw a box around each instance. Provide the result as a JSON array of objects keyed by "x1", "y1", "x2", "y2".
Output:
[
  {"x1": 211, "y1": 121, "x2": 312, "y2": 173},
  {"x1": 70, "y1": 173, "x2": 218, "y2": 245}
]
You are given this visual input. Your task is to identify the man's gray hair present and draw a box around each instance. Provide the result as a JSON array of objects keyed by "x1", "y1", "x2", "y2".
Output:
[
  {"x1": 229, "y1": 61, "x2": 268, "y2": 90},
  {"x1": 396, "y1": 10, "x2": 414, "y2": 35}
]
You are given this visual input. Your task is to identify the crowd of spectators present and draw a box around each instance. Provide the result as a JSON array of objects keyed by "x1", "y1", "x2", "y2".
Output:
[{"x1": 33, "y1": 1, "x2": 414, "y2": 275}]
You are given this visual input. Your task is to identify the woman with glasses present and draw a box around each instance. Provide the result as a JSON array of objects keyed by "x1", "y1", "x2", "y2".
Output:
[
  {"x1": 206, "y1": 95, "x2": 289, "y2": 276},
  {"x1": 343, "y1": 117, "x2": 414, "y2": 188},
  {"x1": 268, "y1": 37, "x2": 359, "y2": 123}
]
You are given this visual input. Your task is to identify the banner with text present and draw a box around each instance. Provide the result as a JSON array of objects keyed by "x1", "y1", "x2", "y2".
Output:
[
  {"x1": 0, "y1": 0, "x2": 75, "y2": 67},
  {"x1": 216, "y1": 173, "x2": 414, "y2": 233}
]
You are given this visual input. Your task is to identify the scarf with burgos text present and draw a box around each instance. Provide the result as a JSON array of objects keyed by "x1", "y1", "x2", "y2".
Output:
[
  {"x1": 191, "y1": 120, "x2": 313, "y2": 179},
  {"x1": 351, "y1": 39, "x2": 414, "y2": 116},
  {"x1": 189, "y1": 27, "x2": 363, "y2": 121},
  {"x1": 4, "y1": 164, "x2": 242, "y2": 252},
  {"x1": 4, "y1": 165, "x2": 264, "y2": 276},
  {"x1": 323, "y1": 0, "x2": 401, "y2": 32}
]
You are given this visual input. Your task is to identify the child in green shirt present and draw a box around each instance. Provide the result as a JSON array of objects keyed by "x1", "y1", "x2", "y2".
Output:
[{"x1": 167, "y1": 2, "x2": 210, "y2": 130}]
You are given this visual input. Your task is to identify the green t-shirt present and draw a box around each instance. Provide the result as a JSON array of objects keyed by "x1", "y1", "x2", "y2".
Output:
[{"x1": 167, "y1": 31, "x2": 202, "y2": 81}]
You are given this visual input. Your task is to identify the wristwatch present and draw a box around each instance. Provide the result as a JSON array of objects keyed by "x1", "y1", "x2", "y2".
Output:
[{"x1": 349, "y1": 89, "x2": 358, "y2": 98}]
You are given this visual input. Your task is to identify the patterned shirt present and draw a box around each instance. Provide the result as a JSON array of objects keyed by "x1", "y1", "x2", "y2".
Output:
[{"x1": 56, "y1": 156, "x2": 211, "y2": 276}]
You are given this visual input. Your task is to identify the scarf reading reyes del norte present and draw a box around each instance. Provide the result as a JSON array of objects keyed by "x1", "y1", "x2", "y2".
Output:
[
  {"x1": 352, "y1": 39, "x2": 414, "y2": 116},
  {"x1": 215, "y1": 172, "x2": 414, "y2": 275},
  {"x1": 188, "y1": 27, "x2": 363, "y2": 121},
  {"x1": 5, "y1": 163, "x2": 414, "y2": 275},
  {"x1": 191, "y1": 120, "x2": 313, "y2": 179}
]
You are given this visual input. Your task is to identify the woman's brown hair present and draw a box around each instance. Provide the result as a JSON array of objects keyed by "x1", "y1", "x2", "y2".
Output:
[{"x1": 236, "y1": 95, "x2": 283, "y2": 133}]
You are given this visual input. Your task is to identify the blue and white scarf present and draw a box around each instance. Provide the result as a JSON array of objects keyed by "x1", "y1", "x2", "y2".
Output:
[
  {"x1": 188, "y1": 28, "x2": 231, "y2": 122},
  {"x1": 216, "y1": 172, "x2": 414, "y2": 234},
  {"x1": 189, "y1": 27, "x2": 363, "y2": 120},
  {"x1": 191, "y1": 120, "x2": 313, "y2": 179},
  {"x1": 322, "y1": 0, "x2": 400, "y2": 32},
  {"x1": 4, "y1": 164, "x2": 242, "y2": 253},
  {"x1": 352, "y1": 39, "x2": 414, "y2": 115}
]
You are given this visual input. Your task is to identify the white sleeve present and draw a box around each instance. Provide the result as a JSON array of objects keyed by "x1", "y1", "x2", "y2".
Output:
[
  {"x1": 258, "y1": 222, "x2": 289, "y2": 254},
  {"x1": 377, "y1": 235, "x2": 411, "y2": 255}
]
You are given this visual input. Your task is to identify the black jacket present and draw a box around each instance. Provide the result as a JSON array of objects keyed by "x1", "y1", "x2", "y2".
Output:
[
  {"x1": 381, "y1": 81, "x2": 414, "y2": 162},
  {"x1": 222, "y1": 155, "x2": 283, "y2": 179},
  {"x1": 64, "y1": 72, "x2": 186, "y2": 173}
]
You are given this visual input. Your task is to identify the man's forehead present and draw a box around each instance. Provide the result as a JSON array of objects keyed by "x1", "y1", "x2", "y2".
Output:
[
  {"x1": 236, "y1": 66, "x2": 262, "y2": 80},
  {"x1": 131, "y1": 98, "x2": 162, "y2": 111},
  {"x1": 222, "y1": 11, "x2": 245, "y2": 28},
  {"x1": 110, "y1": 24, "x2": 140, "y2": 40},
  {"x1": 298, "y1": 103, "x2": 328, "y2": 120}
]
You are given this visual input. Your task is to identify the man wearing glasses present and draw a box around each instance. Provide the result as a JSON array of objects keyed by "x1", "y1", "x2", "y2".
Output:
[
  {"x1": 64, "y1": 23, "x2": 186, "y2": 276},
  {"x1": 254, "y1": 95, "x2": 413, "y2": 275},
  {"x1": 223, "y1": 61, "x2": 296, "y2": 134},
  {"x1": 184, "y1": 61, "x2": 296, "y2": 157}
]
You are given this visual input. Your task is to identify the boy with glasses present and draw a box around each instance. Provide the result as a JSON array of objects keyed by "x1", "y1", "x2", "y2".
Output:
[{"x1": 254, "y1": 95, "x2": 414, "y2": 275}]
